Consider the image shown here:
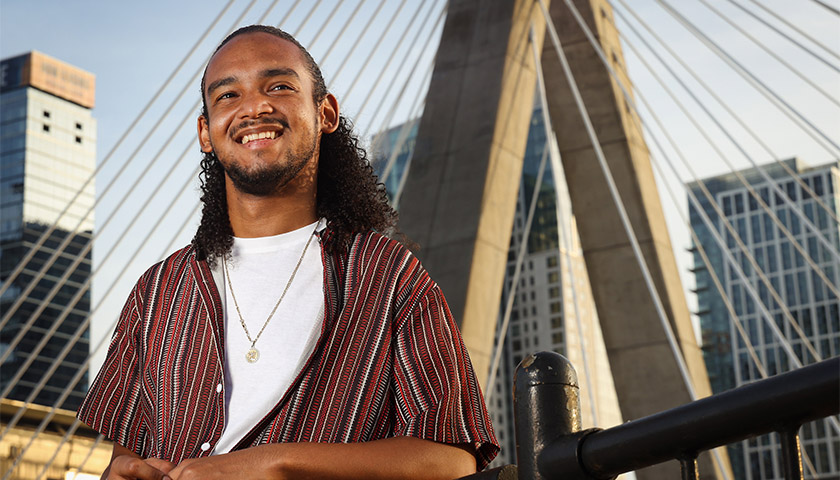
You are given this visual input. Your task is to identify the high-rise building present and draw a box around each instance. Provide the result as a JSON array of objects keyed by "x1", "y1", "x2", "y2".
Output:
[
  {"x1": 373, "y1": 102, "x2": 623, "y2": 468},
  {"x1": 0, "y1": 51, "x2": 96, "y2": 410},
  {"x1": 688, "y1": 159, "x2": 840, "y2": 479}
]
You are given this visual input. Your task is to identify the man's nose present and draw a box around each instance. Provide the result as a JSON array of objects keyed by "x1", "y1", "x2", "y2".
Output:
[{"x1": 240, "y1": 93, "x2": 274, "y2": 118}]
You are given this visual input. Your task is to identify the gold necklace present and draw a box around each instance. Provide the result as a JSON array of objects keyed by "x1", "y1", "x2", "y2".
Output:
[{"x1": 223, "y1": 225, "x2": 317, "y2": 363}]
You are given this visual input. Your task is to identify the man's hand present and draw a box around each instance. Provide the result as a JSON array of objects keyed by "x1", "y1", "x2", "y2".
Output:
[{"x1": 103, "y1": 445, "x2": 175, "y2": 480}]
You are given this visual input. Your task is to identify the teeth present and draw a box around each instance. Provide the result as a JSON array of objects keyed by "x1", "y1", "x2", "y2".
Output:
[{"x1": 240, "y1": 131, "x2": 277, "y2": 144}]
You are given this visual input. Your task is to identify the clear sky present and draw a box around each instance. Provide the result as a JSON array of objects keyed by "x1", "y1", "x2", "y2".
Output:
[{"x1": 2, "y1": 0, "x2": 838, "y2": 369}]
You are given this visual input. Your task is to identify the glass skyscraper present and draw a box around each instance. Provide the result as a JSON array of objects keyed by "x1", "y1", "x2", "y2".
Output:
[
  {"x1": 1, "y1": 51, "x2": 97, "y2": 410},
  {"x1": 688, "y1": 159, "x2": 840, "y2": 479}
]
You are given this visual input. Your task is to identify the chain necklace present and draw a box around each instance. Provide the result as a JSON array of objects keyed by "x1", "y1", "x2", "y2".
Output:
[{"x1": 223, "y1": 225, "x2": 317, "y2": 363}]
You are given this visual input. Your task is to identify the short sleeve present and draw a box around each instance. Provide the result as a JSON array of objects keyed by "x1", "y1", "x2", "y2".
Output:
[
  {"x1": 77, "y1": 279, "x2": 149, "y2": 455},
  {"x1": 392, "y1": 282, "x2": 500, "y2": 470}
]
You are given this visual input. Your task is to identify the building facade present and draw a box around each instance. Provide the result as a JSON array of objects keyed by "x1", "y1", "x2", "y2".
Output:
[
  {"x1": 688, "y1": 159, "x2": 840, "y2": 479},
  {"x1": 373, "y1": 102, "x2": 623, "y2": 468},
  {"x1": 0, "y1": 51, "x2": 96, "y2": 410}
]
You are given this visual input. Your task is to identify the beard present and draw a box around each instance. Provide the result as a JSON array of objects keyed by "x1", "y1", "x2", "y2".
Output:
[{"x1": 221, "y1": 128, "x2": 318, "y2": 197}]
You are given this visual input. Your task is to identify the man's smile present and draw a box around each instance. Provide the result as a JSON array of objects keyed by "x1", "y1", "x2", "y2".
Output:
[
  {"x1": 232, "y1": 120, "x2": 287, "y2": 147},
  {"x1": 240, "y1": 130, "x2": 279, "y2": 145}
]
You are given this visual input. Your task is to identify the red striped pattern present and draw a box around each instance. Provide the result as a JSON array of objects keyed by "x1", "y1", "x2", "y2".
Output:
[{"x1": 78, "y1": 230, "x2": 499, "y2": 469}]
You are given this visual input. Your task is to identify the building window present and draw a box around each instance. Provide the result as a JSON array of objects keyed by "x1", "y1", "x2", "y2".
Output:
[
  {"x1": 547, "y1": 256, "x2": 558, "y2": 268},
  {"x1": 76, "y1": 122, "x2": 83, "y2": 130},
  {"x1": 552, "y1": 332, "x2": 564, "y2": 345},
  {"x1": 551, "y1": 316, "x2": 562, "y2": 329},
  {"x1": 43, "y1": 110, "x2": 50, "y2": 118},
  {"x1": 548, "y1": 272, "x2": 559, "y2": 284},
  {"x1": 549, "y1": 286, "x2": 560, "y2": 298},
  {"x1": 43, "y1": 124, "x2": 50, "y2": 132},
  {"x1": 550, "y1": 302, "x2": 561, "y2": 313},
  {"x1": 75, "y1": 136, "x2": 82, "y2": 144}
]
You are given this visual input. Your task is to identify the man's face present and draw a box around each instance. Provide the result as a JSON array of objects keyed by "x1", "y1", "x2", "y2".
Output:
[{"x1": 198, "y1": 32, "x2": 337, "y2": 196}]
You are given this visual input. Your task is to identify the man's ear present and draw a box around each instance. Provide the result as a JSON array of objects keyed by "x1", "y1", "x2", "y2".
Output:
[
  {"x1": 198, "y1": 116, "x2": 213, "y2": 153},
  {"x1": 319, "y1": 93, "x2": 339, "y2": 134}
]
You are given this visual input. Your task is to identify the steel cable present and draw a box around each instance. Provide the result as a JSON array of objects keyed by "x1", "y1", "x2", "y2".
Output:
[
  {"x1": 0, "y1": 0, "x2": 236, "y2": 300},
  {"x1": 605, "y1": 6, "x2": 823, "y2": 367},
  {"x1": 611, "y1": 0, "x2": 840, "y2": 229},
  {"x1": 654, "y1": 0, "x2": 840, "y2": 155},
  {"x1": 0, "y1": 0, "x2": 264, "y2": 333},
  {"x1": 737, "y1": 0, "x2": 840, "y2": 68},
  {"x1": 610, "y1": 0, "x2": 840, "y2": 294},
  {"x1": 699, "y1": 0, "x2": 840, "y2": 104}
]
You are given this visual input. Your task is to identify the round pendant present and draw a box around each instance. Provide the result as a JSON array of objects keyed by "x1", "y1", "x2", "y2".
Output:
[{"x1": 245, "y1": 347, "x2": 260, "y2": 363}]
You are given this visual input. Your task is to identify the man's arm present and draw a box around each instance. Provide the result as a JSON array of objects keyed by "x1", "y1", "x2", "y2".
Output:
[{"x1": 157, "y1": 437, "x2": 475, "y2": 480}]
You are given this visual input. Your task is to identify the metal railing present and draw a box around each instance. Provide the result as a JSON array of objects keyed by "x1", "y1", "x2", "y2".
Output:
[{"x1": 463, "y1": 352, "x2": 839, "y2": 480}]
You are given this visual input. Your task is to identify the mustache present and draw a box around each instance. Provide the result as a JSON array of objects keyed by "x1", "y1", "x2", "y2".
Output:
[{"x1": 231, "y1": 117, "x2": 289, "y2": 137}]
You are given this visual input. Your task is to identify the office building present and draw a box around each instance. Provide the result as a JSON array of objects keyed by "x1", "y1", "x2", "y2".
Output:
[
  {"x1": 688, "y1": 159, "x2": 840, "y2": 479},
  {"x1": 1, "y1": 51, "x2": 96, "y2": 410}
]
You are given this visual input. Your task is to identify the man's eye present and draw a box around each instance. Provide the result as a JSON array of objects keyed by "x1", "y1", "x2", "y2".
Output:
[
  {"x1": 271, "y1": 84, "x2": 292, "y2": 91},
  {"x1": 217, "y1": 92, "x2": 236, "y2": 101}
]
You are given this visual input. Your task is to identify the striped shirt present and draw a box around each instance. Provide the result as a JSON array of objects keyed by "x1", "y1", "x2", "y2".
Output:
[{"x1": 77, "y1": 229, "x2": 499, "y2": 469}]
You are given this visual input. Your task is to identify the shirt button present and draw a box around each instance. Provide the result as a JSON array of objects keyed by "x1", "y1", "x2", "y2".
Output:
[
  {"x1": 216, "y1": 383, "x2": 222, "y2": 393},
  {"x1": 201, "y1": 442, "x2": 211, "y2": 452}
]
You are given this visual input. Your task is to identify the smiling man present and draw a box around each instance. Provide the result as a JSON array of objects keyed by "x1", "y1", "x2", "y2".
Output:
[{"x1": 77, "y1": 26, "x2": 498, "y2": 479}]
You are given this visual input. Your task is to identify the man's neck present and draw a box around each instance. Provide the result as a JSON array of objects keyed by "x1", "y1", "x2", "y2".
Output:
[{"x1": 225, "y1": 179, "x2": 318, "y2": 238}]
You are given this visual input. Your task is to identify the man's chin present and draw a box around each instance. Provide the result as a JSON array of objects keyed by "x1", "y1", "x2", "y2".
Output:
[{"x1": 228, "y1": 174, "x2": 286, "y2": 196}]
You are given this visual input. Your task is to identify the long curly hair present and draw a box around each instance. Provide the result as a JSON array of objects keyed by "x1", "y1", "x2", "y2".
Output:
[{"x1": 192, "y1": 25, "x2": 397, "y2": 263}]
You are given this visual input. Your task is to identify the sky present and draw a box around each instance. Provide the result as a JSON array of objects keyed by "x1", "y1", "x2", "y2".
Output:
[{"x1": 1, "y1": 0, "x2": 838, "y2": 370}]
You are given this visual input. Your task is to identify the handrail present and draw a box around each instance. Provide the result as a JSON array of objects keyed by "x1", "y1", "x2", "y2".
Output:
[{"x1": 514, "y1": 352, "x2": 840, "y2": 480}]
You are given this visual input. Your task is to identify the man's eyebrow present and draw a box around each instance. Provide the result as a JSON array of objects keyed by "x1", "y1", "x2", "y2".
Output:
[
  {"x1": 262, "y1": 68, "x2": 300, "y2": 80},
  {"x1": 206, "y1": 76, "x2": 236, "y2": 97}
]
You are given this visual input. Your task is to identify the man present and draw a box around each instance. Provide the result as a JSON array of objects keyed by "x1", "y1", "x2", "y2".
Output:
[{"x1": 78, "y1": 25, "x2": 498, "y2": 479}]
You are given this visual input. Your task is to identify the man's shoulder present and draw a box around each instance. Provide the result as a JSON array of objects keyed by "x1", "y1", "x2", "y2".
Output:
[
  {"x1": 135, "y1": 244, "x2": 200, "y2": 287},
  {"x1": 346, "y1": 230, "x2": 417, "y2": 266}
]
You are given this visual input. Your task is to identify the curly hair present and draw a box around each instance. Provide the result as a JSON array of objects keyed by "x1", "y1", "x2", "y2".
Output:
[{"x1": 192, "y1": 25, "x2": 397, "y2": 263}]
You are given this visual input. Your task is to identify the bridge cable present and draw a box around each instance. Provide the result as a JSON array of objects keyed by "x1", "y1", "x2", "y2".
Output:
[
  {"x1": 326, "y1": 0, "x2": 394, "y2": 90},
  {"x1": 812, "y1": 0, "x2": 840, "y2": 16},
  {"x1": 699, "y1": 0, "x2": 840, "y2": 105},
  {"x1": 486, "y1": 141, "x2": 550, "y2": 404},
  {"x1": 0, "y1": 0, "x2": 294, "y2": 445},
  {"x1": 364, "y1": 3, "x2": 446, "y2": 146},
  {"x1": 389, "y1": 78, "x2": 434, "y2": 208},
  {"x1": 604, "y1": 3, "x2": 824, "y2": 366},
  {"x1": 653, "y1": 0, "x2": 840, "y2": 156},
  {"x1": 737, "y1": 0, "x2": 840, "y2": 68},
  {"x1": 0, "y1": 0, "x2": 290, "y2": 368},
  {"x1": 646, "y1": 147, "x2": 822, "y2": 478},
  {"x1": 529, "y1": 23, "x2": 599, "y2": 424},
  {"x1": 0, "y1": 138, "x2": 201, "y2": 422},
  {"x1": 0, "y1": 0, "x2": 266, "y2": 334},
  {"x1": 544, "y1": 2, "x2": 734, "y2": 475},
  {"x1": 353, "y1": 1, "x2": 443, "y2": 132},
  {"x1": 0, "y1": 0, "x2": 313, "y2": 424},
  {"x1": 611, "y1": 0, "x2": 840, "y2": 229},
  {"x1": 0, "y1": 0, "x2": 236, "y2": 301},
  {"x1": 606, "y1": 12, "x2": 839, "y2": 435},
  {"x1": 331, "y1": 0, "x2": 411, "y2": 101},
  {"x1": 610, "y1": 11, "x2": 837, "y2": 357},
  {"x1": 537, "y1": 0, "x2": 699, "y2": 400},
  {"x1": 343, "y1": 0, "x2": 431, "y2": 105},
  {"x1": 2, "y1": 196, "x2": 204, "y2": 479},
  {"x1": 611, "y1": 1, "x2": 840, "y2": 294},
  {"x1": 3, "y1": 1, "x2": 427, "y2": 471}
]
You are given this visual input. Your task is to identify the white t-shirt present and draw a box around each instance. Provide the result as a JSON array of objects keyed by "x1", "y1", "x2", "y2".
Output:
[{"x1": 211, "y1": 219, "x2": 325, "y2": 454}]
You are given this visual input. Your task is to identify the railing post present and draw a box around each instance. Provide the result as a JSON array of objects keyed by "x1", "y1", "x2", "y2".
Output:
[
  {"x1": 779, "y1": 426, "x2": 803, "y2": 480},
  {"x1": 514, "y1": 351, "x2": 586, "y2": 479}
]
